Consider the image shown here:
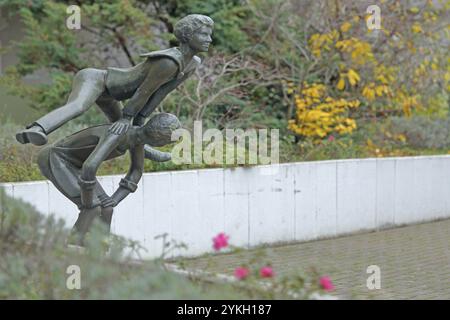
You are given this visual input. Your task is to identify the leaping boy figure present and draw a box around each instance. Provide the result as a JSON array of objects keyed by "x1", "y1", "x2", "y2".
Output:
[{"x1": 16, "y1": 14, "x2": 213, "y2": 161}]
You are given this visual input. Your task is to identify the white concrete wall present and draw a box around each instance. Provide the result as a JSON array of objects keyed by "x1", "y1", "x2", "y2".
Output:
[{"x1": 1, "y1": 155, "x2": 450, "y2": 259}]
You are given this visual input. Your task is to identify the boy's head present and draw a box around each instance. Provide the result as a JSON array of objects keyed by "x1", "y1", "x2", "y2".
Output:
[
  {"x1": 174, "y1": 14, "x2": 214, "y2": 52},
  {"x1": 143, "y1": 113, "x2": 181, "y2": 147}
]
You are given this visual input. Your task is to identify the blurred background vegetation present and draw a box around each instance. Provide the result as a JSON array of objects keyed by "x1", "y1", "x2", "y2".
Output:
[{"x1": 0, "y1": 0, "x2": 449, "y2": 182}]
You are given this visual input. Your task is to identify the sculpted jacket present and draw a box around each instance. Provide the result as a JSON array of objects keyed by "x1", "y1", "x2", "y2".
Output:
[{"x1": 106, "y1": 47, "x2": 201, "y2": 119}]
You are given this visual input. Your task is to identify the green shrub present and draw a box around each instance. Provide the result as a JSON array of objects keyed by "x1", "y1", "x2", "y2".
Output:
[
  {"x1": 389, "y1": 116, "x2": 450, "y2": 149},
  {"x1": 0, "y1": 188, "x2": 247, "y2": 299}
]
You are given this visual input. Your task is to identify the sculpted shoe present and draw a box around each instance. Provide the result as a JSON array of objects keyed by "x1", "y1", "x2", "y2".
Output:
[{"x1": 16, "y1": 125, "x2": 48, "y2": 146}]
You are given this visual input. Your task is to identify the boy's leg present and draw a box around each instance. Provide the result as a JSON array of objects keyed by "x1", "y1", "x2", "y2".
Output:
[
  {"x1": 100, "y1": 206, "x2": 114, "y2": 233},
  {"x1": 16, "y1": 68, "x2": 107, "y2": 146},
  {"x1": 38, "y1": 146, "x2": 108, "y2": 245},
  {"x1": 69, "y1": 182, "x2": 112, "y2": 246},
  {"x1": 95, "y1": 94, "x2": 123, "y2": 124},
  {"x1": 71, "y1": 206, "x2": 102, "y2": 245},
  {"x1": 65, "y1": 181, "x2": 114, "y2": 244},
  {"x1": 68, "y1": 182, "x2": 113, "y2": 246},
  {"x1": 71, "y1": 199, "x2": 114, "y2": 246}
]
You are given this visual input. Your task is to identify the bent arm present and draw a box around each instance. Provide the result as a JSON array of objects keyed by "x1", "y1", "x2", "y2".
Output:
[
  {"x1": 79, "y1": 133, "x2": 122, "y2": 208},
  {"x1": 111, "y1": 145, "x2": 145, "y2": 205},
  {"x1": 138, "y1": 71, "x2": 193, "y2": 120},
  {"x1": 122, "y1": 58, "x2": 178, "y2": 120}
]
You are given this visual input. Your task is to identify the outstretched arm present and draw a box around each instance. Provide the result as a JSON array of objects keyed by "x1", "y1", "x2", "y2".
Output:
[{"x1": 111, "y1": 145, "x2": 145, "y2": 205}]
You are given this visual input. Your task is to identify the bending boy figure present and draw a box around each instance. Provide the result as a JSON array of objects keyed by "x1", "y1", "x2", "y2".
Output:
[
  {"x1": 37, "y1": 113, "x2": 181, "y2": 243},
  {"x1": 16, "y1": 14, "x2": 213, "y2": 162}
]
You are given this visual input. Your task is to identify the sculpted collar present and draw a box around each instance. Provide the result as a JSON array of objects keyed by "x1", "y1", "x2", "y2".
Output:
[{"x1": 139, "y1": 47, "x2": 188, "y2": 79}]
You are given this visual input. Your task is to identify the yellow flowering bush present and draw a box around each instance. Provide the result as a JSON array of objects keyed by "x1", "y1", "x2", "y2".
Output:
[
  {"x1": 286, "y1": 0, "x2": 448, "y2": 144},
  {"x1": 288, "y1": 82, "x2": 359, "y2": 140}
]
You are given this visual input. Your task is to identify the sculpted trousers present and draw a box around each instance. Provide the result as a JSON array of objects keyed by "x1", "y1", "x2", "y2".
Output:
[
  {"x1": 29, "y1": 68, "x2": 123, "y2": 134},
  {"x1": 37, "y1": 145, "x2": 109, "y2": 210},
  {"x1": 37, "y1": 145, "x2": 113, "y2": 236}
]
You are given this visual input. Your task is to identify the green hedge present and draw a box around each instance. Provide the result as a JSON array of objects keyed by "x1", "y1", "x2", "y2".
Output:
[{"x1": 0, "y1": 188, "x2": 247, "y2": 299}]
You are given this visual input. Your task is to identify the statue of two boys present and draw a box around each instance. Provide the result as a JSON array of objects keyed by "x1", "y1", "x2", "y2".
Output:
[{"x1": 15, "y1": 14, "x2": 214, "y2": 244}]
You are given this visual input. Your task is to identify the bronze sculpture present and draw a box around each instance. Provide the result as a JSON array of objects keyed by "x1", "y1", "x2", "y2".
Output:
[
  {"x1": 38, "y1": 113, "x2": 180, "y2": 243},
  {"x1": 15, "y1": 14, "x2": 214, "y2": 243},
  {"x1": 16, "y1": 14, "x2": 213, "y2": 159}
]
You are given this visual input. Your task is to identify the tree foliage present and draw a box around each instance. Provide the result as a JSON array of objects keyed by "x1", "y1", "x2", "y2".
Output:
[{"x1": 0, "y1": 0, "x2": 448, "y2": 160}]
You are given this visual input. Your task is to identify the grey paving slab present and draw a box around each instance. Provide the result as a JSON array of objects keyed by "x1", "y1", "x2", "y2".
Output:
[{"x1": 179, "y1": 219, "x2": 450, "y2": 299}]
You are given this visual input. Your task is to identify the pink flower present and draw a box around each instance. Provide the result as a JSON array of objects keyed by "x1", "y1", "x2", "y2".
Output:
[
  {"x1": 234, "y1": 267, "x2": 250, "y2": 280},
  {"x1": 328, "y1": 135, "x2": 335, "y2": 142},
  {"x1": 259, "y1": 266, "x2": 274, "y2": 278},
  {"x1": 319, "y1": 276, "x2": 335, "y2": 292},
  {"x1": 212, "y1": 232, "x2": 229, "y2": 251}
]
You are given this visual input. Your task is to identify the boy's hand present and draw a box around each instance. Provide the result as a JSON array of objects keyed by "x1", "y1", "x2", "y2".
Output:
[
  {"x1": 98, "y1": 194, "x2": 117, "y2": 208},
  {"x1": 108, "y1": 117, "x2": 132, "y2": 135}
]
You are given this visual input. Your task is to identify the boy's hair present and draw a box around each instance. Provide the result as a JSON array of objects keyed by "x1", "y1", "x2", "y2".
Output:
[
  {"x1": 174, "y1": 14, "x2": 214, "y2": 43},
  {"x1": 144, "y1": 113, "x2": 181, "y2": 147}
]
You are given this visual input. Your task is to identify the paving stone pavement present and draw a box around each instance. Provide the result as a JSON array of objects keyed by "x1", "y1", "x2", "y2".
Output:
[{"x1": 179, "y1": 219, "x2": 450, "y2": 299}]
